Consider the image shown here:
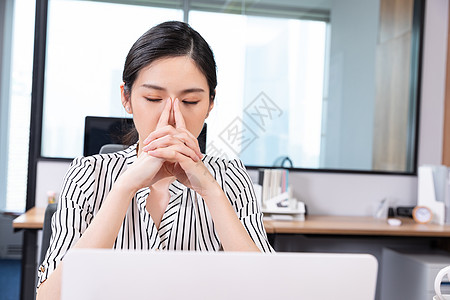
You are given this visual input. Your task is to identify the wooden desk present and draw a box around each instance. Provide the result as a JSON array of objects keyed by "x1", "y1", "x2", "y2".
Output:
[
  {"x1": 16, "y1": 207, "x2": 450, "y2": 237},
  {"x1": 263, "y1": 215, "x2": 450, "y2": 237},
  {"x1": 13, "y1": 207, "x2": 45, "y2": 230},
  {"x1": 14, "y1": 208, "x2": 450, "y2": 239}
]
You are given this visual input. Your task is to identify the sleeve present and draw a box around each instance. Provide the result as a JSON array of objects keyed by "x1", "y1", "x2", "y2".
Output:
[
  {"x1": 224, "y1": 159, "x2": 275, "y2": 253},
  {"x1": 37, "y1": 157, "x2": 95, "y2": 288}
]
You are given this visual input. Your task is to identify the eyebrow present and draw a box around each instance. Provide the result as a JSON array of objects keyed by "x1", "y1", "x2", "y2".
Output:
[{"x1": 141, "y1": 83, "x2": 205, "y2": 94}]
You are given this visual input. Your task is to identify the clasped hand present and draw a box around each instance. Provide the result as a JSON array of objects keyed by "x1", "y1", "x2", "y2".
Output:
[{"x1": 126, "y1": 98, "x2": 216, "y2": 196}]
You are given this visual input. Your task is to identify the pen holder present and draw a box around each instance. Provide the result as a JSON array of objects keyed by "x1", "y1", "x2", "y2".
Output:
[{"x1": 434, "y1": 265, "x2": 450, "y2": 300}]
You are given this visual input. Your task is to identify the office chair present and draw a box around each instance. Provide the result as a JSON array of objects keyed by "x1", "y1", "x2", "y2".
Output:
[
  {"x1": 99, "y1": 144, "x2": 127, "y2": 154},
  {"x1": 39, "y1": 203, "x2": 57, "y2": 266}
]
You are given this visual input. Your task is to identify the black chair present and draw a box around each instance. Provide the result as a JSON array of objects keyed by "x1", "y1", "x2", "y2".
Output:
[{"x1": 39, "y1": 203, "x2": 57, "y2": 266}]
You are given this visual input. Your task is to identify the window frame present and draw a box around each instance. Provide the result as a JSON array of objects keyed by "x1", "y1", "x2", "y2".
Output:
[{"x1": 0, "y1": 0, "x2": 14, "y2": 212}]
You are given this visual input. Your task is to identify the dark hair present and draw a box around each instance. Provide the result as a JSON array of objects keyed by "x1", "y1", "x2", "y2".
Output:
[{"x1": 121, "y1": 21, "x2": 217, "y2": 145}]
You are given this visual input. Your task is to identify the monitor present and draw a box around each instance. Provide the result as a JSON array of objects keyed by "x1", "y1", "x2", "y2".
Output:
[{"x1": 84, "y1": 116, "x2": 207, "y2": 156}]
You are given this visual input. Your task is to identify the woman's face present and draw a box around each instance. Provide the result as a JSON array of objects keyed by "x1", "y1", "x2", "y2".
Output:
[{"x1": 121, "y1": 56, "x2": 214, "y2": 150}]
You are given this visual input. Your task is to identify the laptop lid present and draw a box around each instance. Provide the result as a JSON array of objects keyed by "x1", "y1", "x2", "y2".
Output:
[{"x1": 61, "y1": 249, "x2": 377, "y2": 300}]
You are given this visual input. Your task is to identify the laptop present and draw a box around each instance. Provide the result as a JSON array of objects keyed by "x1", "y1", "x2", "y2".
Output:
[{"x1": 61, "y1": 249, "x2": 378, "y2": 300}]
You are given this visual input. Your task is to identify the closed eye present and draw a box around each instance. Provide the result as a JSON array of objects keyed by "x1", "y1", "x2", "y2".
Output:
[
  {"x1": 145, "y1": 98, "x2": 162, "y2": 102},
  {"x1": 182, "y1": 100, "x2": 199, "y2": 105}
]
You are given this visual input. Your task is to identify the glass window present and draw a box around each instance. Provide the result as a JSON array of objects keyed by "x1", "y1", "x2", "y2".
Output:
[
  {"x1": 41, "y1": 0, "x2": 183, "y2": 158},
  {"x1": 2, "y1": 0, "x2": 35, "y2": 212},
  {"x1": 190, "y1": 11, "x2": 327, "y2": 168}
]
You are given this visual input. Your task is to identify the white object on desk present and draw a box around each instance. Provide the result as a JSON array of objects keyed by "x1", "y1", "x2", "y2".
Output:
[
  {"x1": 62, "y1": 249, "x2": 378, "y2": 300},
  {"x1": 263, "y1": 200, "x2": 306, "y2": 221},
  {"x1": 387, "y1": 218, "x2": 402, "y2": 226},
  {"x1": 417, "y1": 165, "x2": 448, "y2": 225},
  {"x1": 434, "y1": 265, "x2": 450, "y2": 300}
]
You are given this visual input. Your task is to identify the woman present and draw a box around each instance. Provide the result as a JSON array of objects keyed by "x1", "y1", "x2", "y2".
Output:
[{"x1": 36, "y1": 20, "x2": 273, "y2": 299}]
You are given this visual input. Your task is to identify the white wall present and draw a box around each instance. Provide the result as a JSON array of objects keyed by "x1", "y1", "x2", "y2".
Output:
[{"x1": 35, "y1": 0, "x2": 449, "y2": 217}]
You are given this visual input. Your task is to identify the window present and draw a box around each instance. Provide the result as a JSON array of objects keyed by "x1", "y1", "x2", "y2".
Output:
[
  {"x1": 42, "y1": 0, "x2": 183, "y2": 158},
  {"x1": 190, "y1": 11, "x2": 327, "y2": 167},
  {"x1": 40, "y1": 0, "x2": 329, "y2": 170},
  {"x1": 0, "y1": 0, "x2": 35, "y2": 212}
]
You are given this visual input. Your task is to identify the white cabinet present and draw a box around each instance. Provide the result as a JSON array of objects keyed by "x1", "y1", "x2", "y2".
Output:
[{"x1": 381, "y1": 248, "x2": 450, "y2": 300}]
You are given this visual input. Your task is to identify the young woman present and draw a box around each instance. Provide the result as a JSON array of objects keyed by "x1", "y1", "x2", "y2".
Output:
[{"x1": 36, "y1": 20, "x2": 273, "y2": 299}]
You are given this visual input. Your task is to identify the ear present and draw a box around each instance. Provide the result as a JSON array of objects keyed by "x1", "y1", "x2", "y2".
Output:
[
  {"x1": 205, "y1": 92, "x2": 215, "y2": 119},
  {"x1": 120, "y1": 83, "x2": 133, "y2": 114}
]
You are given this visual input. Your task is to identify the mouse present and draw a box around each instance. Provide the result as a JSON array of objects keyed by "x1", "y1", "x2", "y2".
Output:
[{"x1": 387, "y1": 218, "x2": 402, "y2": 226}]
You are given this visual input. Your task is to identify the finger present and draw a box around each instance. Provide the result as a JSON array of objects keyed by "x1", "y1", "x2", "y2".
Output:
[
  {"x1": 144, "y1": 125, "x2": 176, "y2": 146},
  {"x1": 156, "y1": 98, "x2": 172, "y2": 129},
  {"x1": 144, "y1": 99, "x2": 172, "y2": 145},
  {"x1": 174, "y1": 98, "x2": 186, "y2": 129},
  {"x1": 177, "y1": 128, "x2": 203, "y2": 159},
  {"x1": 144, "y1": 135, "x2": 182, "y2": 152},
  {"x1": 144, "y1": 129, "x2": 202, "y2": 160},
  {"x1": 147, "y1": 143, "x2": 200, "y2": 162}
]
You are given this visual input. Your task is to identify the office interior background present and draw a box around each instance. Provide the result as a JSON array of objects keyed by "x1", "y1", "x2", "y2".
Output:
[{"x1": 0, "y1": 0, "x2": 449, "y2": 299}]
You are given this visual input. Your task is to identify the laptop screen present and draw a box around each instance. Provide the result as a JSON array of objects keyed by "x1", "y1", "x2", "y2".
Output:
[{"x1": 61, "y1": 249, "x2": 378, "y2": 300}]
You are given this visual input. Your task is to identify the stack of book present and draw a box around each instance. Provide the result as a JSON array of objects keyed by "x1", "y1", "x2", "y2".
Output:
[{"x1": 256, "y1": 168, "x2": 306, "y2": 221}]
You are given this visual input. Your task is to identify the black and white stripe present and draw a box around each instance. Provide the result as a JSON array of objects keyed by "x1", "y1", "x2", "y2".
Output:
[{"x1": 37, "y1": 143, "x2": 274, "y2": 286}]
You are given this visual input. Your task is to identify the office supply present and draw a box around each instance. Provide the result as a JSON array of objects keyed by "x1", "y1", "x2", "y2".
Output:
[
  {"x1": 435, "y1": 266, "x2": 450, "y2": 300},
  {"x1": 258, "y1": 168, "x2": 290, "y2": 206},
  {"x1": 413, "y1": 205, "x2": 433, "y2": 224},
  {"x1": 257, "y1": 168, "x2": 306, "y2": 219},
  {"x1": 381, "y1": 248, "x2": 450, "y2": 300},
  {"x1": 61, "y1": 249, "x2": 378, "y2": 300},
  {"x1": 396, "y1": 206, "x2": 414, "y2": 218},
  {"x1": 373, "y1": 198, "x2": 389, "y2": 219},
  {"x1": 263, "y1": 201, "x2": 306, "y2": 221},
  {"x1": 387, "y1": 218, "x2": 402, "y2": 226},
  {"x1": 417, "y1": 165, "x2": 450, "y2": 225}
]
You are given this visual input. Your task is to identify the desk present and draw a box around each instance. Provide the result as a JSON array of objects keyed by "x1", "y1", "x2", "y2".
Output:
[
  {"x1": 263, "y1": 215, "x2": 450, "y2": 237},
  {"x1": 13, "y1": 209, "x2": 450, "y2": 300},
  {"x1": 13, "y1": 207, "x2": 45, "y2": 300},
  {"x1": 18, "y1": 210, "x2": 450, "y2": 237},
  {"x1": 13, "y1": 207, "x2": 45, "y2": 230}
]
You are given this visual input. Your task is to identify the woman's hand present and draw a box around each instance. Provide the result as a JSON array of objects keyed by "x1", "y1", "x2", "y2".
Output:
[
  {"x1": 120, "y1": 98, "x2": 176, "y2": 192},
  {"x1": 143, "y1": 98, "x2": 217, "y2": 197}
]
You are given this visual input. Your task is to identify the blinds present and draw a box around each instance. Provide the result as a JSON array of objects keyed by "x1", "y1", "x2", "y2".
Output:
[
  {"x1": 190, "y1": 0, "x2": 330, "y2": 21},
  {"x1": 87, "y1": 0, "x2": 330, "y2": 21}
]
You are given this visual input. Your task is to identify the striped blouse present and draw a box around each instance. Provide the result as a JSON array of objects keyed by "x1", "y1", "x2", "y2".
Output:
[{"x1": 37, "y1": 143, "x2": 274, "y2": 286}]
